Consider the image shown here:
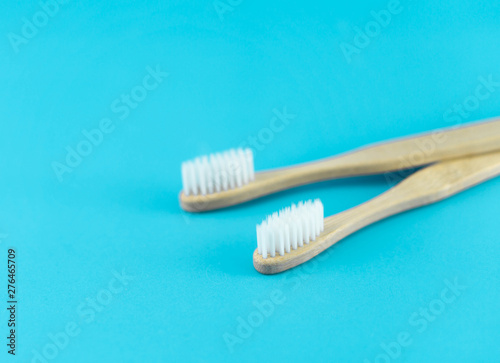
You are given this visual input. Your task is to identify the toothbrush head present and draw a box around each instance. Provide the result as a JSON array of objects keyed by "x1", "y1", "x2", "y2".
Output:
[
  {"x1": 256, "y1": 199, "x2": 324, "y2": 260},
  {"x1": 181, "y1": 148, "x2": 255, "y2": 197}
]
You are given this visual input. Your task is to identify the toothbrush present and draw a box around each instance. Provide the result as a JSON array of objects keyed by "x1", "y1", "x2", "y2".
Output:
[
  {"x1": 180, "y1": 117, "x2": 500, "y2": 212},
  {"x1": 253, "y1": 150, "x2": 500, "y2": 274}
]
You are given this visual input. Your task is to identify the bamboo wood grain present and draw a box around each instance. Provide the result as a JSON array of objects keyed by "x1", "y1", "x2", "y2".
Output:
[
  {"x1": 180, "y1": 117, "x2": 500, "y2": 212},
  {"x1": 253, "y1": 150, "x2": 500, "y2": 274}
]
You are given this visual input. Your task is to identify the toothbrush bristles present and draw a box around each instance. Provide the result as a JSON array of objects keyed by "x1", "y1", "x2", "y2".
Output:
[
  {"x1": 257, "y1": 199, "x2": 324, "y2": 259},
  {"x1": 181, "y1": 148, "x2": 255, "y2": 196}
]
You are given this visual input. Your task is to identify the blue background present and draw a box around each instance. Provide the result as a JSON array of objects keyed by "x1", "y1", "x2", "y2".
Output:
[{"x1": 1, "y1": 0, "x2": 500, "y2": 362}]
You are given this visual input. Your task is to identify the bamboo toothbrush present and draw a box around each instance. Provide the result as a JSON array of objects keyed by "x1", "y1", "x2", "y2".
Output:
[
  {"x1": 253, "y1": 150, "x2": 500, "y2": 274},
  {"x1": 180, "y1": 117, "x2": 500, "y2": 212}
]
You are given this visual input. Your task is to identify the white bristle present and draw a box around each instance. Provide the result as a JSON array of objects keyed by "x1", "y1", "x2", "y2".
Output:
[
  {"x1": 181, "y1": 148, "x2": 255, "y2": 196},
  {"x1": 256, "y1": 199, "x2": 324, "y2": 259}
]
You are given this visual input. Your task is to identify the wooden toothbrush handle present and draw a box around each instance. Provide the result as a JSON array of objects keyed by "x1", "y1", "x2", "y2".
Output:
[
  {"x1": 181, "y1": 117, "x2": 500, "y2": 213},
  {"x1": 254, "y1": 151, "x2": 500, "y2": 275},
  {"x1": 324, "y1": 151, "x2": 500, "y2": 236},
  {"x1": 267, "y1": 117, "x2": 500, "y2": 186}
]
